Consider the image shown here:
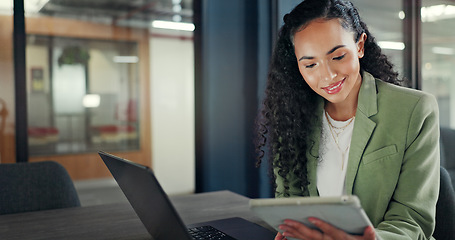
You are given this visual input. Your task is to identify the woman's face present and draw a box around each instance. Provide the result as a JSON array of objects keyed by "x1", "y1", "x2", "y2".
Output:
[{"x1": 293, "y1": 18, "x2": 366, "y2": 105}]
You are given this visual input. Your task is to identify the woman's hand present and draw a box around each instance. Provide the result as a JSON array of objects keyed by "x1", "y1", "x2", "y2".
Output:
[
  {"x1": 275, "y1": 232, "x2": 288, "y2": 240},
  {"x1": 277, "y1": 218, "x2": 376, "y2": 240}
]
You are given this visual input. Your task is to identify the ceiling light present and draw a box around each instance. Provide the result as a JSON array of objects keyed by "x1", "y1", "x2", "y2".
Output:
[
  {"x1": 82, "y1": 94, "x2": 100, "y2": 108},
  {"x1": 25, "y1": 0, "x2": 49, "y2": 14},
  {"x1": 378, "y1": 41, "x2": 405, "y2": 50},
  {"x1": 173, "y1": 15, "x2": 183, "y2": 22},
  {"x1": 398, "y1": 11, "x2": 405, "y2": 20},
  {"x1": 0, "y1": 2, "x2": 12, "y2": 14},
  {"x1": 173, "y1": 5, "x2": 182, "y2": 12},
  {"x1": 432, "y1": 47, "x2": 455, "y2": 55},
  {"x1": 113, "y1": 56, "x2": 139, "y2": 63},
  {"x1": 151, "y1": 20, "x2": 195, "y2": 32},
  {"x1": 421, "y1": 4, "x2": 455, "y2": 22}
]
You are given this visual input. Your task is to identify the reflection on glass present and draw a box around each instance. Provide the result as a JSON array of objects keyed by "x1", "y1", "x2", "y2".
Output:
[
  {"x1": 26, "y1": 35, "x2": 140, "y2": 155},
  {"x1": 351, "y1": 0, "x2": 404, "y2": 77},
  {"x1": 0, "y1": 1, "x2": 13, "y2": 164},
  {"x1": 422, "y1": 1, "x2": 455, "y2": 128},
  {"x1": 0, "y1": 2, "x2": 12, "y2": 15}
]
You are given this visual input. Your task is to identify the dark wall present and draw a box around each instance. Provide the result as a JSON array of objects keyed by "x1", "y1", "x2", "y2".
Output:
[
  {"x1": 194, "y1": 0, "x2": 268, "y2": 197},
  {"x1": 194, "y1": 0, "x2": 303, "y2": 198}
]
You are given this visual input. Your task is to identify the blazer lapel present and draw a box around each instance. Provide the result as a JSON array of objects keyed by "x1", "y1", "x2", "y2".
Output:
[{"x1": 345, "y1": 72, "x2": 378, "y2": 194}]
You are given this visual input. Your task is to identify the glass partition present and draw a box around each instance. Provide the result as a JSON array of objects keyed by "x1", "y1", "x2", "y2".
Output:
[
  {"x1": 351, "y1": 0, "x2": 405, "y2": 78},
  {"x1": 0, "y1": 1, "x2": 13, "y2": 163},
  {"x1": 421, "y1": 1, "x2": 455, "y2": 129},
  {"x1": 16, "y1": 0, "x2": 194, "y2": 182},
  {"x1": 18, "y1": 0, "x2": 153, "y2": 179},
  {"x1": 26, "y1": 35, "x2": 140, "y2": 156}
]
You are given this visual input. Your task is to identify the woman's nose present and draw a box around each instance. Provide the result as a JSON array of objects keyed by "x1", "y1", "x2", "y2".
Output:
[{"x1": 320, "y1": 63, "x2": 337, "y2": 82}]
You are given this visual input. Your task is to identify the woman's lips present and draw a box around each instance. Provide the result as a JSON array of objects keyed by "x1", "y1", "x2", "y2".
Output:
[{"x1": 323, "y1": 79, "x2": 345, "y2": 94}]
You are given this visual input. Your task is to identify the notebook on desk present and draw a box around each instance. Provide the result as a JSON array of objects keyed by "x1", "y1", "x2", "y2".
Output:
[{"x1": 98, "y1": 151, "x2": 275, "y2": 240}]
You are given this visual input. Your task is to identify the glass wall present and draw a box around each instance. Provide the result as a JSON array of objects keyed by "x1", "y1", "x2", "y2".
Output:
[
  {"x1": 352, "y1": 0, "x2": 405, "y2": 78},
  {"x1": 0, "y1": 1, "x2": 14, "y2": 164},
  {"x1": 26, "y1": 35, "x2": 140, "y2": 156},
  {"x1": 421, "y1": 1, "x2": 455, "y2": 129},
  {"x1": 19, "y1": 2, "x2": 153, "y2": 178},
  {"x1": 0, "y1": 0, "x2": 176, "y2": 179},
  {"x1": 0, "y1": 0, "x2": 195, "y2": 188},
  {"x1": 0, "y1": 1, "x2": 196, "y2": 197},
  {"x1": 352, "y1": 0, "x2": 455, "y2": 129}
]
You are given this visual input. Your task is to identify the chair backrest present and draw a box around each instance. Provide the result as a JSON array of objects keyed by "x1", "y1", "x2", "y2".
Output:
[
  {"x1": 434, "y1": 166, "x2": 455, "y2": 240},
  {"x1": 440, "y1": 127, "x2": 455, "y2": 168},
  {"x1": 0, "y1": 161, "x2": 80, "y2": 215},
  {"x1": 440, "y1": 127, "x2": 455, "y2": 187}
]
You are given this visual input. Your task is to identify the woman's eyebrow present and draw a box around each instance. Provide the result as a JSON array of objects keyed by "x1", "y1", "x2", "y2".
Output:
[
  {"x1": 327, "y1": 45, "x2": 345, "y2": 55},
  {"x1": 298, "y1": 45, "x2": 346, "y2": 61}
]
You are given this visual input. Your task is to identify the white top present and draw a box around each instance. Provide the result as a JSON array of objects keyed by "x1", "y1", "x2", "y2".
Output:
[{"x1": 317, "y1": 111, "x2": 355, "y2": 197}]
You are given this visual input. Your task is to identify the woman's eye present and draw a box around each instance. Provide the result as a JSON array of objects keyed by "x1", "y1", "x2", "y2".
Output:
[
  {"x1": 305, "y1": 63, "x2": 316, "y2": 68},
  {"x1": 333, "y1": 54, "x2": 345, "y2": 60}
]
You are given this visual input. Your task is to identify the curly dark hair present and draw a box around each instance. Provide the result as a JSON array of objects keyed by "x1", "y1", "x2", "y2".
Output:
[{"x1": 255, "y1": 0, "x2": 402, "y2": 196}]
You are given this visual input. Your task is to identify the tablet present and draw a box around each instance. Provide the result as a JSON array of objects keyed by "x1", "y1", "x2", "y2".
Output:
[{"x1": 249, "y1": 195, "x2": 372, "y2": 238}]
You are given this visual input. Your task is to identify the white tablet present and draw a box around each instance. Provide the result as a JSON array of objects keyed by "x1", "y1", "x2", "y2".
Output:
[{"x1": 249, "y1": 195, "x2": 372, "y2": 238}]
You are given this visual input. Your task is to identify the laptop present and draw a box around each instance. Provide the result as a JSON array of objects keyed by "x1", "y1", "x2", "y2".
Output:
[{"x1": 98, "y1": 151, "x2": 276, "y2": 240}]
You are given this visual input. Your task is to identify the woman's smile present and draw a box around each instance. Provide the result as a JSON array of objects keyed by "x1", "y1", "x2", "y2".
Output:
[{"x1": 323, "y1": 78, "x2": 345, "y2": 94}]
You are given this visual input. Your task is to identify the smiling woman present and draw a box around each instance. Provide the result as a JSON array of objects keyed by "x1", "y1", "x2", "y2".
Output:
[
  {"x1": 255, "y1": 0, "x2": 440, "y2": 239},
  {"x1": 293, "y1": 19, "x2": 365, "y2": 120}
]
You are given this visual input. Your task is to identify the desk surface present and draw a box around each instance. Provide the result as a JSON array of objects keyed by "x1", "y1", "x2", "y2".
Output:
[{"x1": 0, "y1": 190, "x2": 274, "y2": 240}]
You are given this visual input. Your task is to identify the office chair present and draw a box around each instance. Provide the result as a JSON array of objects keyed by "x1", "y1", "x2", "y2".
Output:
[
  {"x1": 440, "y1": 127, "x2": 455, "y2": 188},
  {"x1": 433, "y1": 166, "x2": 455, "y2": 240},
  {"x1": 0, "y1": 161, "x2": 81, "y2": 215}
]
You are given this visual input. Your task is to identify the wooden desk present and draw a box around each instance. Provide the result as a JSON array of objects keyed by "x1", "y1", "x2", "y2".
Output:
[{"x1": 0, "y1": 191, "x2": 274, "y2": 240}]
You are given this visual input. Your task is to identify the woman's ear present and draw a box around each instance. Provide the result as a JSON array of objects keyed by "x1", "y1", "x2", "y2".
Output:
[{"x1": 357, "y1": 33, "x2": 367, "y2": 58}]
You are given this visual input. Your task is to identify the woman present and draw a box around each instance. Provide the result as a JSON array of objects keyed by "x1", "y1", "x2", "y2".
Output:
[{"x1": 255, "y1": 0, "x2": 440, "y2": 239}]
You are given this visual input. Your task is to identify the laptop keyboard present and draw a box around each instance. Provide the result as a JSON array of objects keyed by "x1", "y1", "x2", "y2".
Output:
[{"x1": 188, "y1": 226, "x2": 236, "y2": 240}]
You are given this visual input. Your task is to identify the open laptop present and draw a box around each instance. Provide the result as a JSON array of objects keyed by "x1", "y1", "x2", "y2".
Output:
[{"x1": 98, "y1": 151, "x2": 276, "y2": 240}]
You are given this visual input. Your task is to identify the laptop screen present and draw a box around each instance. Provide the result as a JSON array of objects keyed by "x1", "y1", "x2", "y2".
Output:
[{"x1": 99, "y1": 151, "x2": 193, "y2": 240}]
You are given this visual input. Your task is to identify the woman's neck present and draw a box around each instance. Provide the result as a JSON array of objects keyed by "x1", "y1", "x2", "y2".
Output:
[
  {"x1": 325, "y1": 75, "x2": 362, "y2": 121},
  {"x1": 325, "y1": 101, "x2": 356, "y2": 121}
]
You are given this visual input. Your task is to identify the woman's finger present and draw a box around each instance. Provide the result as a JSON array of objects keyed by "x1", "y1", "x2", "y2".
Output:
[
  {"x1": 280, "y1": 219, "x2": 324, "y2": 239},
  {"x1": 308, "y1": 217, "x2": 343, "y2": 238},
  {"x1": 275, "y1": 232, "x2": 288, "y2": 240},
  {"x1": 353, "y1": 226, "x2": 376, "y2": 240}
]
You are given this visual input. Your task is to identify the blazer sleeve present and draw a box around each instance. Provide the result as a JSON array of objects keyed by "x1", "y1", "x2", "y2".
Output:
[{"x1": 375, "y1": 93, "x2": 440, "y2": 240}]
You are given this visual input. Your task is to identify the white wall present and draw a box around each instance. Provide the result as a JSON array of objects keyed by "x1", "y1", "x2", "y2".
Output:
[{"x1": 150, "y1": 35, "x2": 195, "y2": 195}]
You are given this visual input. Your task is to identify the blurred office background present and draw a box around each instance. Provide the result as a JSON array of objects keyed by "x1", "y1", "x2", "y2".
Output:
[{"x1": 0, "y1": 0, "x2": 454, "y2": 204}]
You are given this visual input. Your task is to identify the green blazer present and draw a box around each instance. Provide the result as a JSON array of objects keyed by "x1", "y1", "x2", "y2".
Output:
[{"x1": 275, "y1": 72, "x2": 440, "y2": 240}]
